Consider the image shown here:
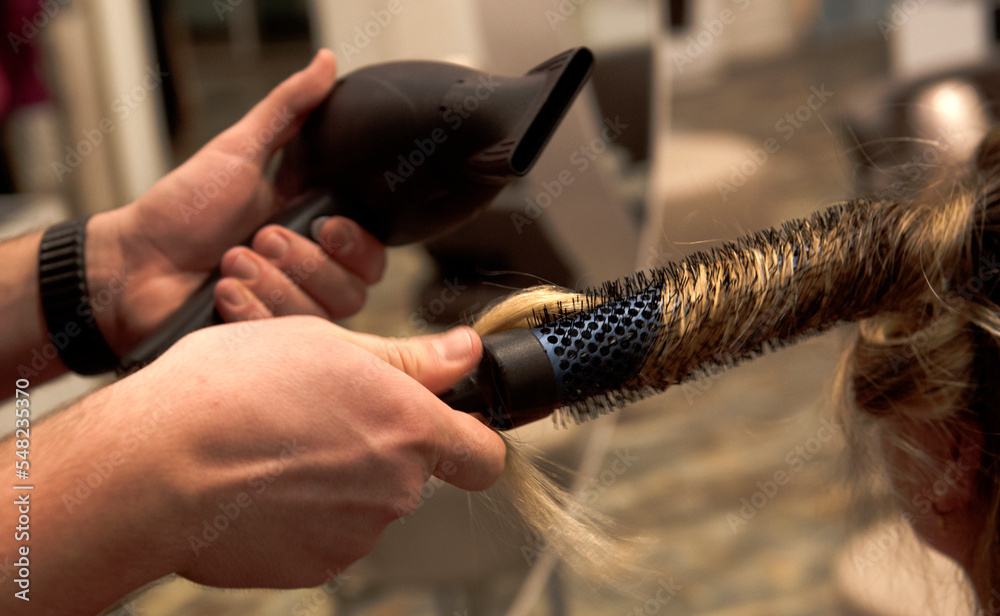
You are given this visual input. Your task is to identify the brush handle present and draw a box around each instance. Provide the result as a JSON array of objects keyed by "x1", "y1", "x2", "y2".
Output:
[{"x1": 116, "y1": 190, "x2": 336, "y2": 374}]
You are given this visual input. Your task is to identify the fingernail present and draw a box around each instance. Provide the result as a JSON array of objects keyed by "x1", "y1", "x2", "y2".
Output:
[
  {"x1": 309, "y1": 216, "x2": 330, "y2": 243},
  {"x1": 231, "y1": 253, "x2": 259, "y2": 282},
  {"x1": 257, "y1": 231, "x2": 289, "y2": 260},
  {"x1": 434, "y1": 327, "x2": 475, "y2": 362},
  {"x1": 217, "y1": 282, "x2": 246, "y2": 310},
  {"x1": 320, "y1": 220, "x2": 353, "y2": 255}
]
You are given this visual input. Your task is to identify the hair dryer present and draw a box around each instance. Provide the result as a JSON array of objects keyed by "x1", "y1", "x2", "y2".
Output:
[{"x1": 117, "y1": 47, "x2": 594, "y2": 372}]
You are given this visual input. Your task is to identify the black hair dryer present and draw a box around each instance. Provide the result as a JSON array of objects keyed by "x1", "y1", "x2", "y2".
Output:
[{"x1": 117, "y1": 47, "x2": 595, "y2": 372}]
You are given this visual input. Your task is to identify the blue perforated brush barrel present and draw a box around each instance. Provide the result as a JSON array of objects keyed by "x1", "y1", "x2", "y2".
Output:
[
  {"x1": 532, "y1": 288, "x2": 663, "y2": 408},
  {"x1": 440, "y1": 287, "x2": 663, "y2": 429}
]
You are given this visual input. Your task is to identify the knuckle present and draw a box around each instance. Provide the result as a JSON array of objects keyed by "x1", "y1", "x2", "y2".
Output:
[
  {"x1": 379, "y1": 341, "x2": 407, "y2": 373},
  {"x1": 403, "y1": 411, "x2": 437, "y2": 447},
  {"x1": 382, "y1": 339, "x2": 423, "y2": 378}
]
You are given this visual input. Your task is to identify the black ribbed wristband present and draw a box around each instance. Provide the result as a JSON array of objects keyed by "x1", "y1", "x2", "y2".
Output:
[{"x1": 38, "y1": 216, "x2": 119, "y2": 375}]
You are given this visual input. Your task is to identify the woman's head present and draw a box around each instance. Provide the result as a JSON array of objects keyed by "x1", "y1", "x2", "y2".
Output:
[{"x1": 843, "y1": 127, "x2": 1000, "y2": 604}]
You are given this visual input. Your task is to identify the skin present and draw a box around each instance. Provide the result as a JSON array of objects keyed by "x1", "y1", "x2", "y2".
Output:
[
  {"x1": 885, "y1": 423, "x2": 983, "y2": 585},
  {"x1": 0, "y1": 49, "x2": 386, "y2": 384},
  {"x1": 0, "y1": 50, "x2": 506, "y2": 614}
]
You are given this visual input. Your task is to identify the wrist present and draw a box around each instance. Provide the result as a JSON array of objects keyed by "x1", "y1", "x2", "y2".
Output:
[
  {"x1": 85, "y1": 205, "x2": 213, "y2": 358},
  {"x1": 83, "y1": 209, "x2": 143, "y2": 355},
  {"x1": 37, "y1": 215, "x2": 122, "y2": 374}
]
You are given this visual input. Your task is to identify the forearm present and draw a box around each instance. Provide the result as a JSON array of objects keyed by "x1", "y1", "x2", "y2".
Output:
[
  {"x1": 0, "y1": 379, "x2": 181, "y2": 615},
  {"x1": 0, "y1": 211, "x2": 138, "y2": 388},
  {"x1": 0, "y1": 232, "x2": 67, "y2": 385}
]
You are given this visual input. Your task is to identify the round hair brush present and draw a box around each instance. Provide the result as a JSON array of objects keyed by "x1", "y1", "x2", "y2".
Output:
[{"x1": 443, "y1": 194, "x2": 1000, "y2": 429}]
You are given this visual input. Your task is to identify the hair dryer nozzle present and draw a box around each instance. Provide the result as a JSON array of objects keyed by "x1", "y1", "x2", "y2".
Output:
[
  {"x1": 278, "y1": 47, "x2": 595, "y2": 245},
  {"x1": 473, "y1": 47, "x2": 595, "y2": 177},
  {"x1": 511, "y1": 47, "x2": 594, "y2": 174}
]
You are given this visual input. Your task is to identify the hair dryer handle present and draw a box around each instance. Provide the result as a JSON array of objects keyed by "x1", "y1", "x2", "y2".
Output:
[{"x1": 116, "y1": 190, "x2": 336, "y2": 374}]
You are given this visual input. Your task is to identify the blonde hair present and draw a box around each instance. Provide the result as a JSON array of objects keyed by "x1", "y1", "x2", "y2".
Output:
[
  {"x1": 840, "y1": 129, "x2": 1000, "y2": 603},
  {"x1": 472, "y1": 128, "x2": 1000, "y2": 602},
  {"x1": 472, "y1": 287, "x2": 648, "y2": 588}
]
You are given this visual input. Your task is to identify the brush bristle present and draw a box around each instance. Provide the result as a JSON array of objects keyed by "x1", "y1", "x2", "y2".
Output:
[{"x1": 524, "y1": 199, "x2": 935, "y2": 425}]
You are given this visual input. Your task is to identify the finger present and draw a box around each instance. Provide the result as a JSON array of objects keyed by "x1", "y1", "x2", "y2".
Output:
[
  {"x1": 332, "y1": 324, "x2": 505, "y2": 490},
  {"x1": 213, "y1": 49, "x2": 337, "y2": 167},
  {"x1": 214, "y1": 277, "x2": 275, "y2": 322},
  {"x1": 430, "y1": 408, "x2": 507, "y2": 491},
  {"x1": 252, "y1": 225, "x2": 372, "y2": 319},
  {"x1": 335, "y1": 327, "x2": 483, "y2": 395},
  {"x1": 218, "y1": 246, "x2": 336, "y2": 319},
  {"x1": 311, "y1": 216, "x2": 386, "y2": 285}
]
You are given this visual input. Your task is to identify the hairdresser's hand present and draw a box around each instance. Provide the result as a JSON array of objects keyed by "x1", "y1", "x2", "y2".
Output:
[
  {"x1": 86, "y1": 49, "x2": 386, "y2": 355},
  {"x1": 6, "y1": 318, "x2": 504, "y2": 614},
  {"x1": 160, "y1": 319, "x2": 504, "y2": 588}
]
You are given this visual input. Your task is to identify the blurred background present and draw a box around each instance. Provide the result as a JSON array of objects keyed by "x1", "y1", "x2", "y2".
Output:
[{"x1": 1, "y1": 0, "x2": 998, "y2": 614}]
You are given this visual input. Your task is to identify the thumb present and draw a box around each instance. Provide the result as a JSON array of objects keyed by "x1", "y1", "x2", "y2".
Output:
[
  {"x1": 335, "y1": 324, "x2": 506, "y2": 491},
  {"x1": 336, "y1": 326, "x2": 483, "y2": 394},
  {"x1": 212, "y1": 49, "x2": 337, "y2": 167}
]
